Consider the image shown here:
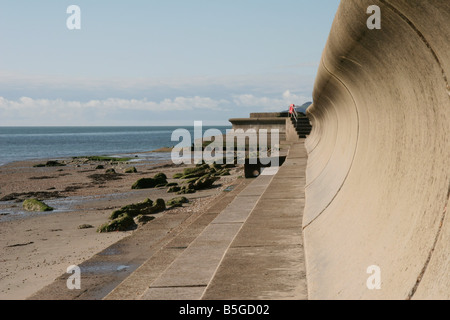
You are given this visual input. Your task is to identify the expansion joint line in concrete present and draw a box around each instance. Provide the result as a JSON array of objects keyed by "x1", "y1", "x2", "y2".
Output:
[
  {"x1": 304, "y1": 94, "x2": 339, "y2": 189},
  {"x1": 199, "y1": 174, "x2": 276, "y2": 300},
  {"x1": 150, "y1": 284, "x2": 207, "y2": 289},
  {"x1": 381, "y1": 0, "x2": 450, "y2": 96},
  {"x1": 407, "y1": 195, "x2": 449, "y2": 300},
  {"x1": 231, "y1": 243, "x2": 303, "y2": 249},
  {"x1": 303, "y1": 58, "x2": 360, "y2": 231}
]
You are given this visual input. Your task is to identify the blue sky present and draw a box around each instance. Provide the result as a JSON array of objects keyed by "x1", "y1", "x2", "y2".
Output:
[{"x1": 0, "y1": 0, "x2": 340, "y2": 126}]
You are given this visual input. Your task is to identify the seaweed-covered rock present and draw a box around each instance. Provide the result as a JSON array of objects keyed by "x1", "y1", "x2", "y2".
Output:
[
  {"x1": 166, "y1": 182, "x2": 178, "y2": 187},
  {"x1": 182, "y1": 165, "x2": 209, "y2": 177},
  {"x1": 110, "y1": 198, "x2": 166, "y2": 220},
  {"x1": 33, "y1": 160, "x2": 66, "y2": 168},
  {"x1": 78, "y1": 224, "x2": 94, "y2": 229},
  {"x1": 167, "y1": 196, "x2": 189, "y2": 207},
  {"x1": 177, "y1": 186, "x2": 196, "y2": 195},
  {"x1": 124, "y1": 166, "x2": 137, "y2": 173},
  {"x1": 210, "y1": 163, "x2": 224, "y2": 170},
  {"x1": 95, "y1": 165, "x2": 105, "y2": 170},
  {"x1": 131, "y1": 173, "x2": 168, "y2": 189},
  {"x1": 151, "y1": 198, "x2": 166, "y2": 214},
  {"x1": 154, "y1": 183, "x2": 168, "y2": 188},
  {"x1": 216, "y1": 168, "x2": 231, "y2": 176},
  {"x1": 110, "y1": 198, "x2": 153, "y2": 219},
  {"x1": 173, "y1": 173, "x2": 184, "y2": 179},
  {"x1": 134, "y1": 214, "x2": 155, "y2": 225},
  {"x1": 154, "y1": 173, "x2": 167, "y2": 180},
  {"x1": 97, "y1": 213, "x2": 136, "y2": 233},
  {"x1": 132, "y1": 178, "x2": 158, "y2": 189},
  {"x1": 46, "y1": 160, "x2": 66, "y2": 167},
  {"x1": 167, "y1": 186, "x2": 181, "y2": 193},
  {"x1": 192, "y1": 175, "x2": 219, "y2": 190},
  {"x1": 181, "y1": 170, "x2": 208, "y2": 179},
  {"x1": 105, "y1": 168, "x2": 116, "y2": 174},
  {"x1": 23, "y1": 199, "x2": 54, "y2": 212}
]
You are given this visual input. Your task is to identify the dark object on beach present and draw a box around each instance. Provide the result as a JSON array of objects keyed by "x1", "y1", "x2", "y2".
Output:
[
  {"x1": 105, "y1": 168, "x2": 116, "y2": 174},
  {"x1": 167, "y1": 197, "x2": 189, "y2": 207},
  {"x1": 97, "y1": 213, "x2": 136, "y2": 233},
  {"x1": 176, "y1": 163, "x2": 233, "y2": 182},
  {"x1": 78, "y1": 224, "x2": 94, "y2": 229},
  {"x1": 45, "y1": 160, "x2": 66, "y2": 167},
  {"x1": 6, "y1": 241, "x2": 34, "y2": 248},
  {"x1": 154, "y1": 173, "x2": 167, "y2": 180},
  {"x1": 166, "y1": 182, "x2": 178, "y2": 187},
  {"x1": 110, "y1": 198, "x2": 153, "y2": 219},
  {"x1": 33, "y1": 160, "x2": 66, "y2": 168},
  {"x1": 134, "y1": 214, "x2": 155, "y2": 225},
  {"x1": 181, "y1": 165, "x2": 210, "y2": 179},
  {"x1": 23, "y1": 198, "x2": 54, "y2": 212},
  {"x1": 131, "y1": 178, "x2": 160, "y2": 189},
  {"x1": 131, "y1": 173, "x2": 168, "y2": 189},
  {"x1": 87, "y1": 172, "x2": 123, "y2": 184},
  {"x1": 95, "y1": 165, "x2": 105, "y2": 170},
  {"x1": 243, "y1": 155, "x2": 287, "y2": 178},
  {"x1": 100, "y1": 198, "x2": 166, "y2": 233},
  {"x1": 177, "y1": 186, "x2": 196, "y2": 195},
  {"x1": 151, "y1": 199, "x2": 166, "y2": 214},
  {"x1": 29, "y1": 176, "x2": 55, "y2": 180},
  {"x1": 124, "y1": 166, "x2": 137, "y2": 173},
  {"x1": 216, "y1": 168, "x2": 231, "y2": 176},
  {"x1": 192, "y1": 175, "x2": 219, "y2": 190},
  {"x1": 73, "y1": 156, "x2": 132, "y2": 162},
  {"x1": 110, "y1": 198, "x2": 166, "y2": 220},
  {"x1": 167, "y1": 186, "x2": 182, "y2": 193},
  {"x1": 0, "y1": 191, "x2": 64, "y2": 202}
]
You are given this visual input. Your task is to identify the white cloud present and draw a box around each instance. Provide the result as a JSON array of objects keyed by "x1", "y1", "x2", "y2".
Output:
[
  {"x1": 0, "y1": 70, "x2": 313, "y2": 100},
  {"x1": 0, "y1": 96, "x2": 231, "y2": 125},
  {"x1": 0, "y1": 96, "x2": 228, "y2": 111},
  {"x1": 232, "y1": 90, "x2": 310, "y2": 111},
  {"x1": 0, "y1": 89, "x2": 313, "y2": 125}
]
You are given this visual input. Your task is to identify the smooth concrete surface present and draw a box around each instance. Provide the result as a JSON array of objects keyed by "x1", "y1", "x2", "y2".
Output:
[
  {"x1": 229, "y1": 117, "x2": 287, "y2": 141},
  {"x1": 304, "y1": 0, "x2": 449, "y2": 299},
  {"x1": 285, "y1": 117, "x2": 299, "y2": 142},
  {"x1": 140, "y1": 175, "x2": 275, "y2": 300},
  {"x1": 203, "y1": 142, "x2": 308, "y2": 300}
]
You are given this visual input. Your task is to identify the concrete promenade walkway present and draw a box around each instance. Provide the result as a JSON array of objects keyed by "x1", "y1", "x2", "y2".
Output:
[
  {"x1": 105, "y1": 140, "x2": 308, "y2": 300},
  {"x1": 202, "y1": 141, "x2": 308, "y2": 300}
]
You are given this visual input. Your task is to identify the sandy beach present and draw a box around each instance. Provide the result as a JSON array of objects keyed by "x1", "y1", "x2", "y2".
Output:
[{"x1": 0, "y1": 153, "x2": 243, "y2": 299}]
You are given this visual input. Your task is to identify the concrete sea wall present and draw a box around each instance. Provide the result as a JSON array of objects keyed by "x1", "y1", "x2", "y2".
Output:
[{"x1": 304, "y1": 0, "x2": 449, "y2": 299}]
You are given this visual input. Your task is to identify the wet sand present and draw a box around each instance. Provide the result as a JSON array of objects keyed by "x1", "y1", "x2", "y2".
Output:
[{"x1": 0, "y1": 154, "x2": 243, "y2": 299}]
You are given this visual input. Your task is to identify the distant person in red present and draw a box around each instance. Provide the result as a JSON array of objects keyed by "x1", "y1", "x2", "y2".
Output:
[{"x1": 289, "y1": 104, "x2": 295, "y2": 115}]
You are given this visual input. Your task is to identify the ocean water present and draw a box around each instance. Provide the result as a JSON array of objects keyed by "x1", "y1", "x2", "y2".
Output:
[{"x1": 0, "y1": 126, "x2": 231, "y2": 166}]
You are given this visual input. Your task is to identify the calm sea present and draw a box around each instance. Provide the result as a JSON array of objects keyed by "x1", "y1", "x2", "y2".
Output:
[{"x1": 0, "y1": 126, "x2": 231, "y2": 166}]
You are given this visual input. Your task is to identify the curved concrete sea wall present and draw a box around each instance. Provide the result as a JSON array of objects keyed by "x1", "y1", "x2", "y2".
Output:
[{"x1": 304, "y1": 0, "x2": 449, "y2": 299}]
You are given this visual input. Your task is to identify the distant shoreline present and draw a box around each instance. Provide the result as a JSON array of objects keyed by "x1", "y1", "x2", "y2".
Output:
[{"x1": 0, "y1": 126, "x2": 231, "y2": 167}]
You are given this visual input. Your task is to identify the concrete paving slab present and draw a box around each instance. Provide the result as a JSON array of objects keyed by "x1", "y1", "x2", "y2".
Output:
[
  {"x1": 211, "y1": 197, "x2": 259, "y2": 224},
  {"x1": 105, "y1": 177, "x2": 251, "y2": 300},
  {"x1": 261, "y1": 182, "x2": 305, "y2": 200},
  {"x1": 202, "y1": 245, "x2": 307, "y2": 300},
  {"x1": 142, "y1": 286, "x2": 206, "y2": 300},
  {"x1": 147, "y1": 223, "x2": 242, "y2": 289},
  {"x1": 139, "y1": 169, "x2": 275, "y2": 299},
  {"x1": 231, "y1": 199, "x2": 304, "y2": 248},
  {"x1": 202, "y1": 142, "x2": 308, "y2": 300}
]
